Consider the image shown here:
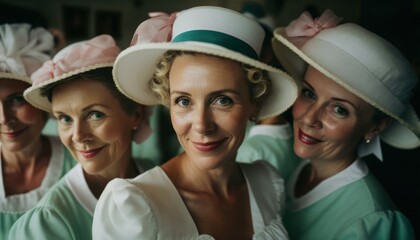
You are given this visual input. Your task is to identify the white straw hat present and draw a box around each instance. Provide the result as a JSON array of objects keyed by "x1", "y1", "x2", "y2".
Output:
[
  {"x1": 272, "y1": 10, "x2": 420, "y2": 149},
  {"x1": 113, "y1": 6, "x2": 298, "y2": 120},
  {"x1": 0, "y1": 23, "x2": 53, "y2": 84}
]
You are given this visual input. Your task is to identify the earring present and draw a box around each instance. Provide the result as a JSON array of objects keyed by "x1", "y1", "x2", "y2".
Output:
[{"x1": 365, "y1": 138, "x2": 371, "y2": 144}]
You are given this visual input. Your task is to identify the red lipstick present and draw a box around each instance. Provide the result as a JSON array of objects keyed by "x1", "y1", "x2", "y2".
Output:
[
  {"x1": 298, "y1": 129, "x2": 321, "y2": 145},
  {"x1": 192, "y1": 139, "x2": 226, "y2": 152},
  {"x1": 79, "y1": 146, "x2": 104, "y2": 159}
]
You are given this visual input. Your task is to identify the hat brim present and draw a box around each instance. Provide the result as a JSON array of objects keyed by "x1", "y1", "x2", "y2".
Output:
[
  {"x1": 24, "y1": 63, "x2": 114, "y2": 112},
  {"x1": 273, "y1": 27, "x2": 420, "y2": 149},
  {"x1": 0, "y1": 72, "x2": 32, "y2": 84},
  {"x1": 113, "y1": 41, "x2": 298, "y2": 120}
]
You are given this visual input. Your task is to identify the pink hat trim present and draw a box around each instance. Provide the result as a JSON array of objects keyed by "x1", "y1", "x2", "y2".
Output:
[{"x1": 31, "y1": 35, "x2": 120, "y2": 85}]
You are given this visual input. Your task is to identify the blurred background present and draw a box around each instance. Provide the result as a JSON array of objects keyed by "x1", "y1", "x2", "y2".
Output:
[{"x1": 1, "y1": 0, "x2": 419, "y2": 235}]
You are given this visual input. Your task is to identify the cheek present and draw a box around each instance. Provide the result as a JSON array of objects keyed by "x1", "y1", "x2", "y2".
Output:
[
  {"x1": 170, "y1": 110, "x2": 189, "y2": 135},
  {"x1": 291, "y1": 99, "x2": 306, "y2": 120},
  {"x1": 17, "y1": 106, "x2": 46, "y2": 124}
]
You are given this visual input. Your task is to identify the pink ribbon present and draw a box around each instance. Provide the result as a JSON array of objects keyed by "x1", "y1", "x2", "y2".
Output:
[
  {"x1": 285, "y1": 9, "x2": 342, "y2": 37},
  {"x1": 31, "y1": 34, "x2": 120, "y2": 85},
  {"x1": 130, "y1": 11, "x2": 177, "y2": 46}
]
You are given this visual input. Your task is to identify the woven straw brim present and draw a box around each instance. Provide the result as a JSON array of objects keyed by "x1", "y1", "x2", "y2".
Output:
[
  {"x1": 0, "y1": 72, "x2": 32, "y2": 84},
  {"x1": 113, "y1": 41, "x2": 299, "y2": 120},
  {"x1": 23, "y1": 63, "x2": 114, "y2": 112}
]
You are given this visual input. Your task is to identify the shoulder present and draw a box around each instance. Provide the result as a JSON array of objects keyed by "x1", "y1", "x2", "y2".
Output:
[
  {"x1": 9, "y1": 198, "x2": 75, "y2": 239},
  {"x1": 339, "y1": 210, "x2": 415, "y2": 239},
  {"x1": 93, "y1": 169, "x2": 162, "y2": 239}
]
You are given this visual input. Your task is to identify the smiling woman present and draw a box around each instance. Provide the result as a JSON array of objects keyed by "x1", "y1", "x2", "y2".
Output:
[
  {"x1": 8, "y1": 35, "x2": 153, "y2": 239},
  {"x1": 93, "y1": 6, "x2": 298, "y2": 240},
  {"x1": 0, "y1": 23, "x2": 76, "y2": 239},
  {"x1": 269, "y1": 9, "x2": 418, "y2": 240}
]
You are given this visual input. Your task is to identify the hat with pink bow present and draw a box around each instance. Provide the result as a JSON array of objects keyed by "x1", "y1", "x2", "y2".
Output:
[
  {"x1": 23, "y1": 34, "x2": 121, "y2": 112},
  {"x1": 0, "y1": 23, "x2": 54, "y2": 83},
  {"x1": 272, "y1": 9, "x2": 419, "y2": 151},
  {"x1": 23, "y1": 34, "x2": 152, "y2": 144},
  {"x1": 113, "y1": 6, "x2": 299, "y2": 120}
]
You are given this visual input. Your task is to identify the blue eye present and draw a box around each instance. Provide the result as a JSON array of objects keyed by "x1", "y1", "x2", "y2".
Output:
[
  {"x1": 89, "y1": 111, "x2": 104, "y2": 120},
  {"x1": 333, "y1": 106, "x2": 349, "y2": 117},
  {"x1": 176, "y1": 97, "x2": 190, "y2": 107},
  {"x1": 9, "y1": 95, "x2": 26, "y2": 106},
  {"x1": 301, "y1": 88, "x2": 316, "y2": 100},
  {"x1": 58, "y1": 115, "x2": 72, "y2": 124},
  {"x1": 214, "y1": 96, "x2": 233, "y2": 107}
]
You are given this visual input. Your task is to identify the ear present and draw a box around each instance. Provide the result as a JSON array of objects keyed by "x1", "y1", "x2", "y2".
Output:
[
  {"x1": 131, "y1": 105, "x2": 145, "y2": 130},
  {"x1": 248, "y1": 102, "x2": 261, "y2": 122},
  {"x1": 364, "y1": 116, "x2": 392, "y2": 141}
]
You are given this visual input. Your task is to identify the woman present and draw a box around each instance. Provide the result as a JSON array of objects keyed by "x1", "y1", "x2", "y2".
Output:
[
  {"x1": 0, "y1": 23, "x2": 76, "y2": 239},
  {"x1": 8, "y1": 35, "x2": 152, "y2": 239},
  {"x1": 93, "y1": 6, "x2": 298, "y2": 239},
  {"x1": 268, "y1": 10, "x2": 417, "y2": 239}
]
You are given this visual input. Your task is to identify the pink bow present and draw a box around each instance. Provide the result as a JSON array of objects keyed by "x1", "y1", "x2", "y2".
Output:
[
  {"x1": 130, "y1": 11, "x2": 177, "y2": 46},
  {"x1": 285, "y1": 9, "x2": 342, "y2": 37},
  {"x1": 31, "y1": 35, "x2": 120, "y2": 85}
]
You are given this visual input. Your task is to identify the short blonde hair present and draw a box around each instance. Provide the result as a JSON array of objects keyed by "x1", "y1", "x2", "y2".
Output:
[{"x1": 150, "y1": 50, "x2": 271, "y2": 107}]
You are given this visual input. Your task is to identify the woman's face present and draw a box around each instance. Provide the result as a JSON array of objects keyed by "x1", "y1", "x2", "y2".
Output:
[
  {"x1": 51, "y1": 79, "x2": 138, "y2": 176},
  {"x1": 169, "y1": 54, "x2": 256, "y2": 170},
  {"x1": 0, "y1": 78, "x2": 47, "y2": 152},
  {"x1": 292, "y1": 66, "x2": 380, "y2": 163}
]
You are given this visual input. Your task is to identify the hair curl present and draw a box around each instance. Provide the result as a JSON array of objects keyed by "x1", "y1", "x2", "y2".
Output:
[{"x1": 150, "y1": 51, "x2": 271, "y2": 107}]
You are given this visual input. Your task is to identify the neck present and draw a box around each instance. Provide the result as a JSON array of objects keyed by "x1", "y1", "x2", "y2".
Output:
[
  {"x1": 84, "y1": 151, "x2": 139, "y2": 199},
  {"x1": 296, "y1": 155, "x2": 356, "y2": 197},
  {"x1": 165, "y1": 153, "x2": 244, "y2": 198},
  {"x1": 1, "y1": 136, "x2": 48, "y2": 172}
]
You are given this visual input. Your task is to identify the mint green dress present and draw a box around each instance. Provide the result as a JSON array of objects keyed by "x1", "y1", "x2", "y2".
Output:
[
  {"x1": 237, "y1": 124, "x2": 302, "y2": 182},
  {"x1": 8, "y1": 162, "x2": 145, "y2": 240},
  {"x1": 0, "y1": 136, "x2": 76, "y2": 239},
  {"x1": 285, "y1": 159, "x2": 415, "y2": 240}
]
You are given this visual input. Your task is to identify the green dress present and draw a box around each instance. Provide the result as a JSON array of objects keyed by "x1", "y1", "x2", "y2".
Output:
[
  {"x1": 237, "y1": 124, "x2": 302, "y2": 182},
  {"x1": 0, "y1": 136, "x2": 76, "y2": 239},
  {"x1": 8, "y1": 162, "x2": 145, "y2": 240},
  {"x1": 284, "y1": 159, "x2": 415, "y2": 240}
]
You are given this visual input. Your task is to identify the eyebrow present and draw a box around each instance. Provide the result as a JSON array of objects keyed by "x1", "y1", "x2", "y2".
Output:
[
  {"x1": 53, "y1": 103, "x2": 109, "y2": 114},
  {"x1": 302, "y1": 80, "x2": 357, "y2": 109},
  {"x1": 170, "y1": 89, "x2": 241, "y2": 96}
]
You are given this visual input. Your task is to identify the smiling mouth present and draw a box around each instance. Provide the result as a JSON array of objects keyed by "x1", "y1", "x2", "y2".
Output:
[
  {"x1": 298, "y1": 129, "x2": 321, "y2": 145},
  {"x1": 192, "y1": 139, "x2": 226, "y2": 152},
  {"x1": 78, "y1": 146, "x2": 105, "y2": 159},
  {"x1": 1, "y1": 127, "x2": 28, "y2": 138}
]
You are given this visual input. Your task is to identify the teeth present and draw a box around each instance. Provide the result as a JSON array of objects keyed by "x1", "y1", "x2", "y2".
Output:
[{"x1": 302, "y1": 133, "x2": 317, "y2": 142}]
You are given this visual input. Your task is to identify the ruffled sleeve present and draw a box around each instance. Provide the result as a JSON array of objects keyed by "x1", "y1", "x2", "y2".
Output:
[
  {"x1": 338, "y1": 210, "x2": 415, "y2": 240},
  {"x1": 253, "y1": 215, "x2": 289, "y2": 240},
  {"x1": 92, "y1": 178, "x2": 157, "y2": 239},
  {"x1": 8, "y1": 206, "x2": 75, "y2": 239}
]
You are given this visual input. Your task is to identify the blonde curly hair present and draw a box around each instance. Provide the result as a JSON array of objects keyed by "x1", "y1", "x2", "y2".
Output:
[{"x1": 150, "y1": 50, "x2": 271, "y2": 107}]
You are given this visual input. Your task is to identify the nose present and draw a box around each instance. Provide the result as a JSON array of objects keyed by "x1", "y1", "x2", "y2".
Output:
[
  {"x1": 71, "y1": 121, "x2": 92, "y2": 143},
  {"x1": 300, "y1": 104, "x2": 322, "y2": 128},
  {"x1": 192, "y1": 106, "x2": 216, "y2": 135},
  {"x1": 0, "y1": 104, "x2": 15, "y2": 125}
]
